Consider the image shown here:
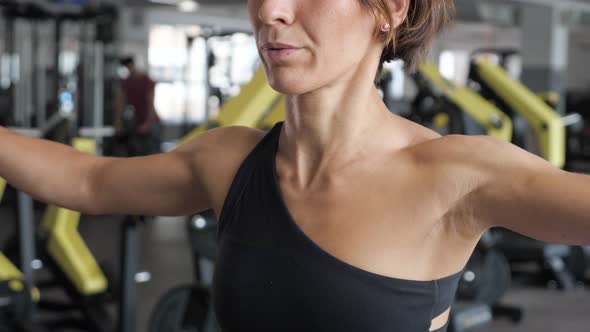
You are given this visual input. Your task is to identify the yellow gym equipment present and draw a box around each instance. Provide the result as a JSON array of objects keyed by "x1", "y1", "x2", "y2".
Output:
[
  {"x1": 40, "y1": 138, "x2": 108, "y2": 296},
  {"x1": 416, "y1": 62, "x2": 513, "y2": 142},
  {"x1": 0, "y1": 177, "x2": 42, "y2": 330},
  {"x1": 181, "y1": 67, "x2": 285, "y2": 144},
  {"x1": 1, "y1": 137, "x2": 138, "y2": 332},
  {"x1": 469, "y1": 59, "x2": 565, "y2": 168},
  {"x1": 0, "y1": 175, "x2": 37, "y2": 296}
]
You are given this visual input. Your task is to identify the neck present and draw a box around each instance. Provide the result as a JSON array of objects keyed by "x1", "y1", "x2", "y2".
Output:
[{"x1": 278, "y1": 59, "x2": 394, "y2": 189}]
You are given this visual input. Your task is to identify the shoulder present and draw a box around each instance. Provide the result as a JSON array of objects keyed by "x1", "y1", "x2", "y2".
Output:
[
  {"x1": 409, "y1": 134, "x2": 522, "y2": 168},
  {"x1": 404, "y1": 135, "x2": 514, "y2": 220},
  {"x1": 410, "y1": 134, "x2": 558, "y2": 226},
  {"x1": 174, "y1": 126, "x2": 266, "y2": 214},
  {"x1": 407, "y1": 134, "x2": 543, "y2": 196},
  {"x1": 176, "y1": 125, "x2": 265, "y2": 162}
]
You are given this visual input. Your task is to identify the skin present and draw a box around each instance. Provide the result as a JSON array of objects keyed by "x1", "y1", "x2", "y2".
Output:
[{"x1": 1, "y1": 0, "x2": 589, "y2": 330}]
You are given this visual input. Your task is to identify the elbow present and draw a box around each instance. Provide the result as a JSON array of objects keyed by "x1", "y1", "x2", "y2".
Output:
[
  {"x1": 79, "y1": 158, "x2": 107, "y2": 216},
  {"x1": 79, "y1": 181, "x2": 102, "y2": 216}
]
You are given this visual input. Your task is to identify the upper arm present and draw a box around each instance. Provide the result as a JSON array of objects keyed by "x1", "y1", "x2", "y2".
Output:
[
  {"x1": 88, "y1": 126, "x2": 264, "y2": 217},
  {"x1": 468, "y1": 136, "x2": 590, "y2": 245},
  {"x1": 171, "y1": 126, "x2": 265, "y2": 216},
  {"x1": 87, "y1": 149, "x2": 207, "y2": 216}
]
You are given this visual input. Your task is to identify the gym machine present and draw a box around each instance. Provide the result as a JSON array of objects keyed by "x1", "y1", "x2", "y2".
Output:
[
  {"x1": 149, "y1": 210, "x2": 219, "y2": 332},
  {"x1": 0, "y1": 1, "x2": 150, "y2": 330},
  {"x1": 0, "y1": 4, "x2": 65, "y2": 324},
  {"x1": 566, "y1": 91, "x2": 590, "y2": 167},
  {"x1": 412, "y1": 62, "x2": 512, "y2": 140},
  {"x1": 181, "y1": 28, "x2": 253, "y2": 135},
  {"x1": 0, "y1": 176, "x2": 46, "y2": 332},
  {"x1": 0, "y1": 1, "x2": 54, "y2": 129},
  {"x1": 0, "y1": 0, "x2": 118, "y2": 144},
  {"x1": 1, "y1": 128, "x2": 146, "y2": 332},
  {"x1": 468, "y1": 56, "x2": 588, "y2": 290},
  {"x1": 180, "y1": 66, "x2": 285, "y2": 143}
]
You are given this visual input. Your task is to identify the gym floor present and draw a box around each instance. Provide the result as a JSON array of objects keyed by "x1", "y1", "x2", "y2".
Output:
[{"x1": 2, "y1": 208, "x2": 590, "y2": 331}]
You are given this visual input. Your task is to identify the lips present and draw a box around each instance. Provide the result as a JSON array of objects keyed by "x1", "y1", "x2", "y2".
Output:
[
  {"x1": 260, "y1": 41, "x2": 303, "y2": 62},
  {"x1": 261, "y1": 42, "x2": 300, "y2": 51}
]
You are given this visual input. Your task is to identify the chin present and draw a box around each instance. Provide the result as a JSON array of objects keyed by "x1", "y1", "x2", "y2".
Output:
[
  {"x1": 268, "y1": 80, "x2": 308, "y2": 95},
  {"x1": 265, "y1": 69, "x2": 314, "y2": 95}
]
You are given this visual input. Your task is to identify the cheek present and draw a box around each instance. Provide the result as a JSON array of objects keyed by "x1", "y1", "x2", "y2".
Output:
[
  {"x1": 309, "y1": 2, "x2": 376, "y2": 70},
  {"x1": 247, "y1": 0, "x2": 260, "y2": 32}
]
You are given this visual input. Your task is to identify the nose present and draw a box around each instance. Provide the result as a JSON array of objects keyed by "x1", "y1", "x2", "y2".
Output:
[{"x1": 257, "y1": 0, "x2": 295, "y2": 26}]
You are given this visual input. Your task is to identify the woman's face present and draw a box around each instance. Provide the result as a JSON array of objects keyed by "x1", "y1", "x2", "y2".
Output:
[{"x1": 248, "y1": 0, "x2": 381, "y2": 95}]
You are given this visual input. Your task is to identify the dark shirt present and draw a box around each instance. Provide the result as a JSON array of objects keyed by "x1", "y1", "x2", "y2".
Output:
[
  {"x1": 213, "y1": 122, "x2": 462, "y2": 332},
  {"x1": 121, "y1": 74, "x2": 159, "y2": 126}
]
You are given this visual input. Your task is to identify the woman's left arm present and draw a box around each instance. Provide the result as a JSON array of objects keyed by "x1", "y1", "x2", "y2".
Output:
[{"x1": 471, "y1": 136, "x2": 590, "y2": 245}]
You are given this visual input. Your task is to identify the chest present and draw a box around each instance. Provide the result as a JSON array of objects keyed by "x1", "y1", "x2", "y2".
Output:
[
  {"x1": 213, "y1": 161, "x2": 457, "y2": 332},
  {"x1": 213, "y1": 234, "x2": 437, "y2": 332},
  {"x1": 275, "y1": 162, "x2": 472, "y2": 281}
]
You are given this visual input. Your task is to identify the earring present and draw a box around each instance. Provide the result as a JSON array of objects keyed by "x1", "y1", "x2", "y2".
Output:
[{"x1": 381, "y1": 23, "x2": 391, "y2": 32}]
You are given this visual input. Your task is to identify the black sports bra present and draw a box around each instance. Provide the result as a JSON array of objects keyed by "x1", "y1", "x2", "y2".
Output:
[{"x1": 213, "y1": 122, "x2": 462, "y2": 332}]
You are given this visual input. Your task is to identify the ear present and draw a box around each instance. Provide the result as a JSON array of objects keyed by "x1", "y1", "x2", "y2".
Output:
[{"x1": 390, "y1": 0, "x2": 410, "y2": 29}]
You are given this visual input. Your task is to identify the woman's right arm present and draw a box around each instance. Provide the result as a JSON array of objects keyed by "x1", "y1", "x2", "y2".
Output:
[{"x1": 0, "y1": 126, "x2": 263, "y2": 217}]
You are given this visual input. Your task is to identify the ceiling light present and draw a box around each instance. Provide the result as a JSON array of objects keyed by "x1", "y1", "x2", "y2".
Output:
[
  {"x1": 178, "y1": 0, "x2": 199, "y2": 12},
  {"x1": 148, "y1": 0, "x2": 178, "y2": 4}
]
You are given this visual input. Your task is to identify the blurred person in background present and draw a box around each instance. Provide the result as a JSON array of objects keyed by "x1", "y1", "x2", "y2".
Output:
[{"x1": 113, "y1": 56, "x2": 161, "y2": 156}]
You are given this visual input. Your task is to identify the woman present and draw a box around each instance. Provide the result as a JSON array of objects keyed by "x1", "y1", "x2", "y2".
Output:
[{"x1": 1, "y1": 0, "x2": 589, "y2": 331}]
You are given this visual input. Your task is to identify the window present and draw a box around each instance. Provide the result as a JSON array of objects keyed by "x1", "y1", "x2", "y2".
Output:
[{"x1": 148, "y1": 25, "x2": 258, "y2": 125}]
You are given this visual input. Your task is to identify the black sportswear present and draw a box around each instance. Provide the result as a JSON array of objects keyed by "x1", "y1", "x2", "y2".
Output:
[{"x1": 213, "y1": 122, "x2": 462, "y2": 332}]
